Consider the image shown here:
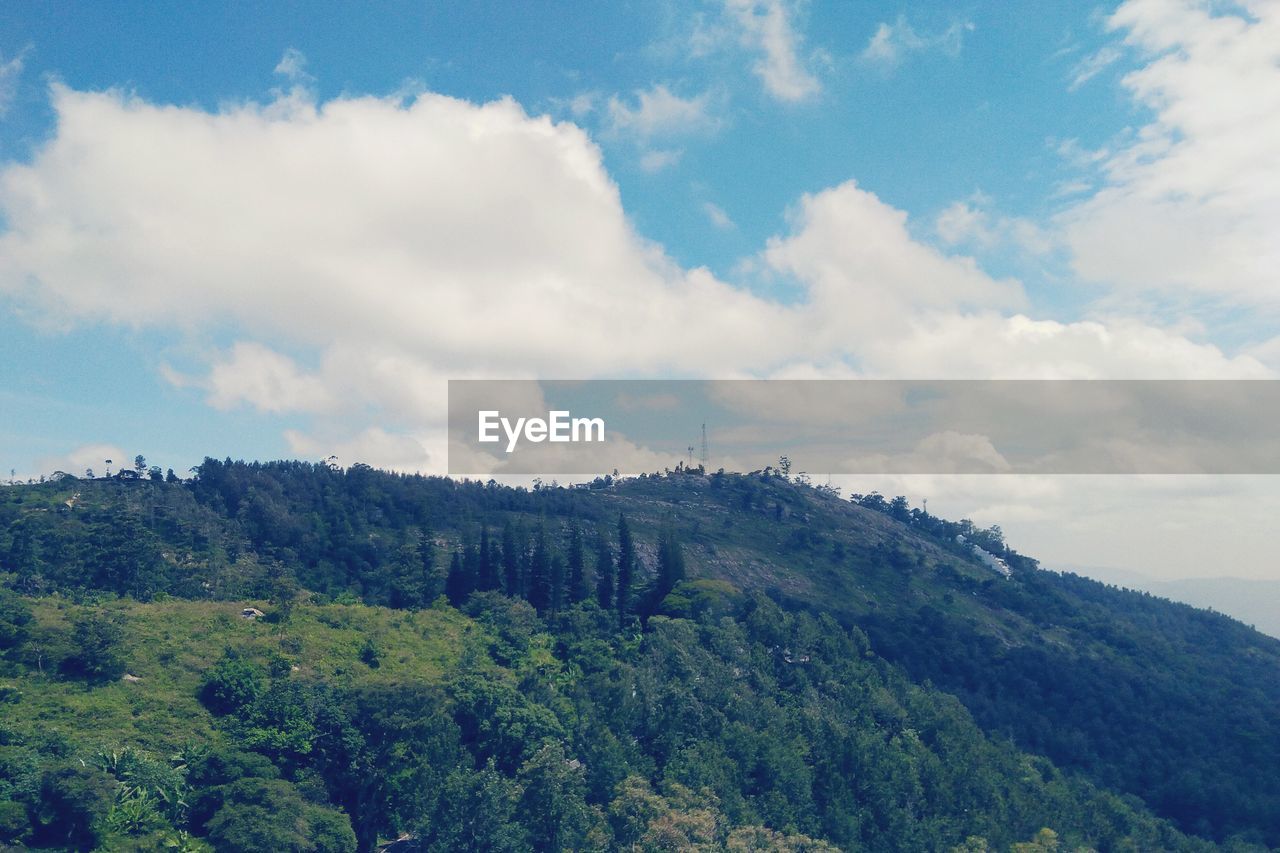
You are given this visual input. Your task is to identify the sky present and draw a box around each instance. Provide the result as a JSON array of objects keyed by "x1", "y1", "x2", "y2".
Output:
[{"x1": 1, "y1": 1, "x2": 1278, "y2": 582}]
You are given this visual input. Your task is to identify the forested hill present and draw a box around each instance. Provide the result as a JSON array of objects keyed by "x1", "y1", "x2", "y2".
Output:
[{"x1": 1, "y1": 460, "x2": 1278, "y2": 851}]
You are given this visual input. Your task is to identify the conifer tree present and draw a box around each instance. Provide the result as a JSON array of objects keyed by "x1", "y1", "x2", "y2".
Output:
[
  {"x1": 615, "y1": 514, "x2": 634, "y2": 622},
  {"x1": 528, "y1": 524, "x2": 552, "y2": 614},
  {"x1": 595, "y1": 533, "x2": 614, "y2": 611},
  {"x1": 550, "y1": 554, "x2": 566, "y2": 616},
  {"x1": 656, "y1": 528, "x2": 685, "y2": 602},
  {"x1": 477, "y1": 527, "x2": 500, "y2": 591},
  {"x1": 502, "y1": 522, "x2": 521, "y2": 598},
  {"x1": 567, "y1": 525, "x2": 590, "y2": 604},
  {"x1": 445, "y1": 549, "x2": 471, "y2": 606}
]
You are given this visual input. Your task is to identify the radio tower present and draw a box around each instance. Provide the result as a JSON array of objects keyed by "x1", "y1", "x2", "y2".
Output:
[{"x1": 699, "y1": 423, "x2": 709, "y2": 468}]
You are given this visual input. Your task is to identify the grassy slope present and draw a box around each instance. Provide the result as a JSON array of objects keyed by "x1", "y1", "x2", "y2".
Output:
[{"x1": 3, "y1": 599, "x2": 473, "y2": 755}]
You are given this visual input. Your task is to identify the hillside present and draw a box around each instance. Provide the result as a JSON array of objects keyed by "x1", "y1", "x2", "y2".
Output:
[{"x1": 1, "y1": 460, "x2": 1278, "y2": 851}]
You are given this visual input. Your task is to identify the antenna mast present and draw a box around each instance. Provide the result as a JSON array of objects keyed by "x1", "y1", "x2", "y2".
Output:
[{"x1": 700, "y1": 423, "x2": 709, "y2": 468}]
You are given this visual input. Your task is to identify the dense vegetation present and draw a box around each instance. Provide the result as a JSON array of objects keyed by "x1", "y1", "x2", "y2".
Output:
[{"x1": 1, "y1": 460, "x2": 1277, "y2": 850}]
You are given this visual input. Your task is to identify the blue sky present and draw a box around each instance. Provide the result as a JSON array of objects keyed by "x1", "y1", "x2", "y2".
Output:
[
  {"x1": 1, "y1": 1, "x2": 1279, "y2": 579},
  {"x1": 2, "y1": 2, "x2": 1127, "y2": 285}
]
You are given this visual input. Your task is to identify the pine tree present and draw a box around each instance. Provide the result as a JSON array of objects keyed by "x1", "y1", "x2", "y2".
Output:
[
  {"x1": 528, "y1": 524, "x2": 552, "y2": 614},
  {"x1": 595, "y1": 533, "x2": 614, "y2": 611},
  {"x1": 656, "y1": 528, "x2": 685, "y2": 602},
  {"x1": 445, "y1": 549, "x2": 471, "y2": 606},
  {"x1": 477, "y1": 527, "x2": 500, "y2": 591},
  {"x1": 615, "y1": 514, "x2": 634, "y2": 622},
  {"x1": 550, "y1": 554, "x2": 566, "y2": 616},
  {"x1": 502, "y1": 522, "x2": 521, "y2": 598},
  {"x1": 389, "y1": 532, "x2": 436, "y2": 609},
  {"x1": 567, "y1": 525, "x2": 590, "y2": 604}
]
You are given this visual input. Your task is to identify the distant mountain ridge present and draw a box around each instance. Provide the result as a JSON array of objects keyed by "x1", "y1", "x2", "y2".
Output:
[{"x1": 1060, "y1": 564, "x2": 1280, "y2": 640}]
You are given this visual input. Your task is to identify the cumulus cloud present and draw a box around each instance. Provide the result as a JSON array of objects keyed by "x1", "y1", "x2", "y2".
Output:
[
  {"x1": 0, "y1": 85, "x2": 789, "y2": 377},
  {"x1": 861, "y1": 17, "x2": 973, "y2": 68},
  {"x1": 170, "y1": 342, "x2": 336, "y2": 414},
  {"x1": 761, "y1": 181, "x2": 1026, "y2": 347},
  {"x1": 0, "y1": 83, "x2": 1266, "y2": 473},
  {"x1": 722, "y1": 0, "x2": 820, "y2": 101},
  {"x1": 1056, "y1": 0, "x2": 1280, "y2": 308}
]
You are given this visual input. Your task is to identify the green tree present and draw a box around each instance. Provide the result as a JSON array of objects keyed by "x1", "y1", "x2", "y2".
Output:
[
  {"x1": 313, "y1": 684, "x2": 465, "y2": 853},
  {"x1": 0, "y1": 799, "x2": 30, "y2": 845},
  {"x1": 421, "y1": 763, "x2": 528, "y2": 852},
  {"x1": 63, "y1": 611, "x2": 127, "y2": 683},
  {"x1": 200, "y1": 652, "x2": 265, "y2": 716},
  {"x1": 477, "y1": 527, "x2": 500, "y2": 592},
  {"x1": 33, "y1": 763, "x2": 117, "y2": 850},
  {"x1": 0, "y1": 588, "x2": 33, "y2": 649},
  {"x1": 655, "y1": 528, "x2": 686, "y2": 604},
  {"x1": 595, "y1": 533, "x2": 614, "y2": 611},
  {"x1": 615, "y1": 514, "x2": 635, "y2": 622},
  {"x1": 501, "y1": 522, "x2": 522, "y2": 598},
  {"x1": 566, "y1": 524, "x2": 590, "y2": 604},
  {"x1": 389, "y1": 533, "x2": 436, "y2": 609},
  {"x1": 527, "y1": 524, "x2": 552, "y2": 613},
  {"x1": 204, "y1": 778, "x2": 355, "y2": 853},
  {"x1": 446, "y1": 549, "x2": 472, "y2": 606}
]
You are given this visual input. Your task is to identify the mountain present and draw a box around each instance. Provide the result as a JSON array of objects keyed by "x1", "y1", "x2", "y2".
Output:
[
  {"x1": 1, "y1": 460, "x2": 1277, "y2": 851},
  {"x1": 1061, "y1": 564, "x2": 1280, "y2": 641}
]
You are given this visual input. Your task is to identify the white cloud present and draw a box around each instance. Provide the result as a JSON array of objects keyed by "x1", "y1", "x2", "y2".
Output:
[
  {"x1": 0, "y1": 48, "x2": 27, "y2": 118},
  {"x1": 861, "y1": 16, "x2": 974, "y2": 68},
  {"x1": 32, "y1": 443, "x2": 130, "y2": 479},
  {"x1": 1056, "y1": 0, "x2": 1280, "y2": 308},
  {"x1": 566, "y1": 91, "x2": 596, "y2": 118},
  {"x1": 837, "y1": 473, "x2": 1280, "y2": 582},
  {"x1": 703, "y1": 201, "x2": 735, "y2": 230},
  {"x1": 0, "y1": 84, "x2": 1267, "y2": 475},
  {"x1": 762, "y1": 181, "x2": 1026, "y2": 348},
  {"x1": 273, "y1": 47, "x2": 312, "y2": 83},
  {"x1": 285, "y1": 426, "x2": 434, "y2": 472},
  {"x1": 187, "y1": 342, "x2": 336, "y2": 414},
  {"x1": 0, "y1": 86, "x2": 790, "y2": 378},
  {"x1": 935, "y1": 197, "x2": 1053, "y2": 255},
  {"x1": 723, "y1": 0, "x2": 820, "y2": 101},
  {"x1": 858, "y1": 313, "x2": 1271, "y2": 379},
  {"x1": 1068, "y1": 44, "x2": 1123, "y2": 90},
  {"x1": 638, "y1": 148, "x2": 682, "y2": 172},
  {"x1": 606, "y1": 84, "x2": 719, "y2": 138}
]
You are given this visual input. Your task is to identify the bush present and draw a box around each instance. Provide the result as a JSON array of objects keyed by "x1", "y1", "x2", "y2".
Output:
[
  {"x1": 0, "y1": 799, "x2": 29, "y2": 844},
  {"x1": 0, "y1": 591, "x2": 32, "y2": 650},
  {"x1": 61, "y1": 611, "x2": 126, "y2": 683},
  {"x1": 205, "y1": 779, "x2": 355, "y2": 853},
  {"x1": 199, "y1": 653, "x2": 265, "y2": 716}
]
